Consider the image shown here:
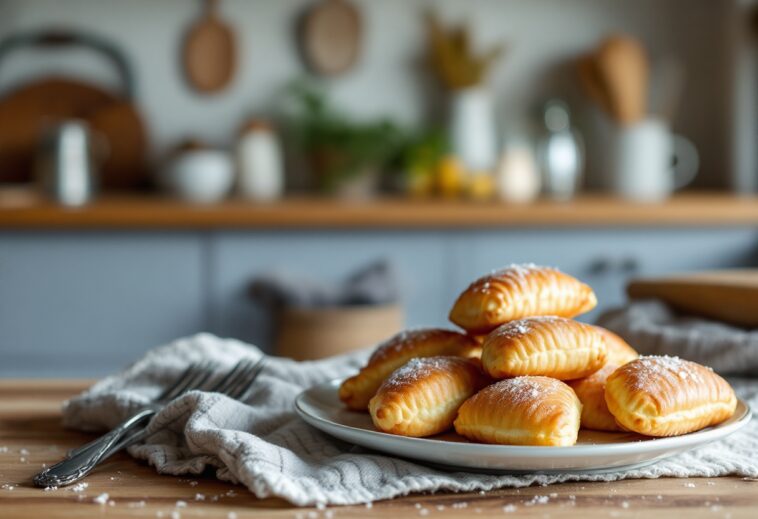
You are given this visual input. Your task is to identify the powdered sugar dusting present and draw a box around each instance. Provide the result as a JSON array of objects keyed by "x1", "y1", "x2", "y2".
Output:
[
  {"x1": 70, "y1": 482, "x2": 88, "y2": 493},
  {"x1": 490, "y1": 263, "x2": 558, "y2": 279},
  {"x1": 627, "y1": 355, "x2": 710, "y2": 391},
  {"x1": 496, "y1": 320, "x2": 532, "y2": 339},
  {"x1": 379, "y1": 357, "x2": 467, "y2": 392},
  {"x1": 368, "y1": 328, "x2": 465, "y2": 364},
  {"x1": 467, "y1": 264, "x2": 556, "y2": 294},
  {"x1": 490, "y1": 316, "x2": 563, "y2": 340},
  {"x1": 92, "y1": 493, "x2": 109, "y2": 505},
  {"x1": 483, "y1": 377, "x2": 553, "y2": 407}
]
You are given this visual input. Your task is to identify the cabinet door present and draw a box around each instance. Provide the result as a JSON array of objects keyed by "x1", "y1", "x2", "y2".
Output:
[
  {"x1": 449, "y1": 228, "x2": 758, "y2": 322},
  {"x1": 209, "y1": 231, "x2": 450, "y2": 351},
  {"x1": 0, "y1": 232, "x2": 206, "y2": 377}
]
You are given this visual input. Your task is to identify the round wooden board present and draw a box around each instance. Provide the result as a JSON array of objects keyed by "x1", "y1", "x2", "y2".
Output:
[{"x1": 301, "y1": 0, "x2": 362, "y2": 76}]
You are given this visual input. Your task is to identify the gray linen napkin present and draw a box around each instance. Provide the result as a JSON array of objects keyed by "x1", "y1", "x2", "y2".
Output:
[
  {"x1": 62, "y1": 333, "x2": 758, "y2": 506},
  {"x1": 597, "y1": 300, "x2": 758, "y2": 375}
]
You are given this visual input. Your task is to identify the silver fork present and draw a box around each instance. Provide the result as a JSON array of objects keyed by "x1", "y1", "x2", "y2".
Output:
[
  {"x1": 67, "y1": 361, "x2": 218, "y2": 458},
  {"x1": 104, "y1": 357, "x2": 265, "y2": 457},
  {"x1": 34, "y1": 357, "x2": 265, "y2": 488}
]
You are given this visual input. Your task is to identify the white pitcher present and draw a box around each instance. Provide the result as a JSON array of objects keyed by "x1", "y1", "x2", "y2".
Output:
[{"x1": 609, "y1": 118, "x2": 699, "y2": 201}]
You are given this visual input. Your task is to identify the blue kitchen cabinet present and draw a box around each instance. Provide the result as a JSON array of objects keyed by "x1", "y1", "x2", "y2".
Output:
[
  {"x1": 0, "y1": 227, "x2": 756, "y2": 376},
  {"x1": 0, "y1": 232, "x2": 206, "y2": 377}
]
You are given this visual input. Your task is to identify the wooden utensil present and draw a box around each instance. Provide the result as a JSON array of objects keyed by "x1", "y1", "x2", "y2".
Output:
[
  {"x1": 300, "y1": 0, "x2": 362, "y2": 77},
  {"x1": 577, "y1": 54, "x2": 613, "y2": 117},
  {"x1": 594, "y1": 35, "x2": 649, "y2": 125},
  {"x1": 183, "y1": 0, "x2": 236, "y2": 93},
  {"x1": 627, "y1": 270, "x2": 758, "y2": 328},
  {"x1": 0, "y1": 31, "x2": 148, "y2": 189}
]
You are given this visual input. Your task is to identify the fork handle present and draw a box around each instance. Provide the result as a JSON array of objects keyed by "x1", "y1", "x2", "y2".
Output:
[
  {"x1": 33, "y1": 408, "x2": 156, "y2": 487},
  {"x1": 67, "y1": 413, "x2": 149, "y2": 458}
]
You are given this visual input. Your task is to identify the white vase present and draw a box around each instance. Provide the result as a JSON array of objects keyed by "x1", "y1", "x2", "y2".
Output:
[{"x1": 449, "y1": 87, "x2": 498, "y2": 173}]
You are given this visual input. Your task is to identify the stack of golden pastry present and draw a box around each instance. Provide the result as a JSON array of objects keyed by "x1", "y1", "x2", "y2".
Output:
[{"x1": 339, "y1": 264, "x2": 738, "y2": 446}]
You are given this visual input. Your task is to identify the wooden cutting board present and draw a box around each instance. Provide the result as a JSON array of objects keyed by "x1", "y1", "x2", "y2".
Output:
[
  {"x1": 0, "y1": 78, "x2": 148, "y2": 189},
  {"x1": 627, "y1": 269, "x2": 758, "y2": 327},
  {"x1": 0, "y1": 31, "x2": 149, "y2": 189},
  {"x1": 183, "y1": 0, "x2": 236, "y2": 93}
]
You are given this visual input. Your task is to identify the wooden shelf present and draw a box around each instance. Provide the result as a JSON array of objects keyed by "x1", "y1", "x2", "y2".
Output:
[{"x1": 1, "y1": 191, "x2": 758, "y2": 229}]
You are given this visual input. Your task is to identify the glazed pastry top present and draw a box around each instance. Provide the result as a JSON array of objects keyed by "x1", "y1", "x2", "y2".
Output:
[
  {"x1": 481, "y1": 316, "x2": 607, "y2": 380},
  {"x1": 449, "y1": 264, "x2": 597, "y2": 335},
  {"x1": 339, "y1": 328, "x2": 480, "y2": 410}
]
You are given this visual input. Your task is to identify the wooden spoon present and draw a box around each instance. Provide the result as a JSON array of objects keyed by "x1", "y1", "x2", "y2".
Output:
[
  {"x1": 183, "y1": 0, "x2": 236, "y2": 93},
  {"x1": 594, "y1": 35, "x2": 648, "y2": 125},
  {"x1": 577, "y1": 54, "x2": 613, "y2": 117}
]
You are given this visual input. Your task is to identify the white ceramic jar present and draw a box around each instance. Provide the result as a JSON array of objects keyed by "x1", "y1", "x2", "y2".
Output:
[
  {"x1": 236, "y1": 120, "x2": 284, "y2": 201},
  {"x1": 496, "y1": 138, "x2": 541, "y2": 203}
]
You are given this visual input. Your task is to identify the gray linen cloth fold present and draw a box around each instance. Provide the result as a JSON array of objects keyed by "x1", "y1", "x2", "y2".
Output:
[
  {"x1": 597, "y1": 300, "x2": 758, "y2": 375},
  {"x1": 63, "y1": 333, "x2": 758, "y2": 506}
]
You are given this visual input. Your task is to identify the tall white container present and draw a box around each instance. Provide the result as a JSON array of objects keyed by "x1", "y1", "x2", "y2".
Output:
[
  {"x1": 449, "y1": 87, "x2": 499, "y2": 173},
  {"x1": 236, "y1": 120, "x2": 284, "y2": 201}
]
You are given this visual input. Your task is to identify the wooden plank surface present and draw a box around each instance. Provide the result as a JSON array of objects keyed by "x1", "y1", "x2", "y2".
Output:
[
  {"x1": 0, "y1": 379, "x2": 756, "y2": 518},
  {"x1": 2, "y1": 191, "x2": 758, "y2": 229}
]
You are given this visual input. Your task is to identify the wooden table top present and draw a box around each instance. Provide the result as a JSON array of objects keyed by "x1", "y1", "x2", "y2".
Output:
[
  {"x1": 1, "y1": 379, "x2": 755, "y2": 518},
  {"x1": 2, "y1": 191, "x2": 758, "y2": 229}
]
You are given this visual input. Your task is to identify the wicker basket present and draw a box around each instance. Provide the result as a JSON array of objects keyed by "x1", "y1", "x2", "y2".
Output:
[{"x1": 275, "y1": 304, "x2": 404, "y2": 361}]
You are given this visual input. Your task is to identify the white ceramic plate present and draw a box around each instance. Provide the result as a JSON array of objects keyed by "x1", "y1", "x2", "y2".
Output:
[{"x1": 295, "y1": 378, "x2": 752, "y2": 474}]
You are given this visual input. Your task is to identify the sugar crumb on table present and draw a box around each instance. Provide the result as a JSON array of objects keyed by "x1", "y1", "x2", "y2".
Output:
[{"x1": 92, "y1": 492, "x2": 109, "y2": 505}]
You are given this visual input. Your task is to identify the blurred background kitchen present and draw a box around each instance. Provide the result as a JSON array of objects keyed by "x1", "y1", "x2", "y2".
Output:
[{"x1": 0, "y1": 0, "x2": 756, "y2": 377}]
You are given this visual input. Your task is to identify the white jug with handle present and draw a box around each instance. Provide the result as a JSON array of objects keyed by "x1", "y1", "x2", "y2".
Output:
[{"x1": 609, "y1": 117, "x2": 699, "y2": 201}]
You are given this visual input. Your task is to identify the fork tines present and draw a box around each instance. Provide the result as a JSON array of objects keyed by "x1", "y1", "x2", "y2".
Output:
[
  {"x1": 163, "y1": 360, "x2": 218, "y2": 401},
  {"x1": 212, "y1": 358, "x2": 266, "y2": 401}
]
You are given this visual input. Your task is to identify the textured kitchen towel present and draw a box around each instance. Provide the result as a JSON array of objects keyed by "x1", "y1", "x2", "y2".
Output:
[
  {"x1": 597, "y1": 300, "x2": 758, "y2": 376},
  {"x1": 63, "y1": 333, "x2": 758, "y2": 506}
]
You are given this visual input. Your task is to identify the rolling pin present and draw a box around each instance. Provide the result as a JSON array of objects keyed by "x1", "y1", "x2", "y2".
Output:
[{"x1": 627, "y1": 270, "x2": 758, "y2": 328}]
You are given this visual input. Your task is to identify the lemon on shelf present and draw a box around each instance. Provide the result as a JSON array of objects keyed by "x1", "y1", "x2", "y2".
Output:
[
  {"x1": 436, "y1": 155, "x2": 466, "y2": 198},
  {"x1": 467, "y1": 172, "x2": 495, "y2": 200}
]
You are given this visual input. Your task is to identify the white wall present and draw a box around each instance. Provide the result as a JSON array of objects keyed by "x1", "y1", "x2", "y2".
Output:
[{"x1": 0, "y1": 0, "x2": 735, "y2": 187}]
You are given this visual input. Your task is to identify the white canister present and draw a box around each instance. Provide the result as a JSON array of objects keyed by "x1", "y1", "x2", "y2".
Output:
[
  {"x1": 449, "y1": 87, "x2": 499, "y2": 173},
  {"x1": 496, "y1": 139, "x2": 541, "y2": 203},
  {"x1": 236, "y1": 120, "x2": 284, "y2": 201}
]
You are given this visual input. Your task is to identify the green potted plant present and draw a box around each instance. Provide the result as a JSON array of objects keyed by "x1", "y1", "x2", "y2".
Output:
[{"x1": 283, "y1": 82, "x2": 402, "y2": 198}]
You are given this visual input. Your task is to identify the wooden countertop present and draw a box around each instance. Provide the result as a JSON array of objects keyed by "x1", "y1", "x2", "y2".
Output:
[
  {"x1": 1, "y1": 380, "x2": 756, "y2": 518},
  {"x1": 2, "y1": 191, "x2": 758, "y2": 229}
]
